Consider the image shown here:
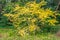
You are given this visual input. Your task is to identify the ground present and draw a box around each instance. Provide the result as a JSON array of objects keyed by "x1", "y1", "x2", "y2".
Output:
[{"x1": 0, "y1": 27, "x2": 60, "y2": 40}]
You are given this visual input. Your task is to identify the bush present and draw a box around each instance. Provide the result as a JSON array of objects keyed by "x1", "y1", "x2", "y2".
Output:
[{"x1": 3, "y1": 0, "x2": 59, "y2": 36}]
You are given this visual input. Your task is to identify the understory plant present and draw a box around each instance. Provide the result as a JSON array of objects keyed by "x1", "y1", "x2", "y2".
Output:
[{"x1": 4, "y1": 0, "x2": 59, "y2": 36}]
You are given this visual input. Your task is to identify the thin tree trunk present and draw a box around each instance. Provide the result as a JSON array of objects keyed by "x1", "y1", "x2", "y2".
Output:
[{"x1": 56, "y1": 2, "x2": 60, "y2": 11}]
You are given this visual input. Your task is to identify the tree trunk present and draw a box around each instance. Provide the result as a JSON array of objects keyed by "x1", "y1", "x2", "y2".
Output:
[{"x1": 56, "y1": 2, "x2": 60, "y2": 11}]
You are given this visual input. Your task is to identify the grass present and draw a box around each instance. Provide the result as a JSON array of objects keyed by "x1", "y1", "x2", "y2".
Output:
[{"x1": 0, "y1": 26, "x2": 60, "y2": 40}]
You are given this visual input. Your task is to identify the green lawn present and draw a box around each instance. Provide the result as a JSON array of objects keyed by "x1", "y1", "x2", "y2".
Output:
[{"x1": 0, "y1": 27, "x2": 60, "y2": 40}]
